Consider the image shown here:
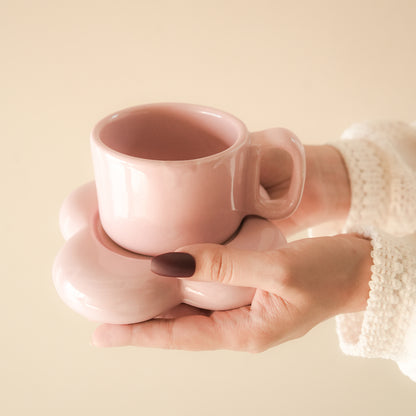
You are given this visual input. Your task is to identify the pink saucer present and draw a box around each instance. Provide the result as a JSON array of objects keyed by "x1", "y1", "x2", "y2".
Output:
[{"x1": 52, "y1": 182, "x2": 287, "y2": 324}]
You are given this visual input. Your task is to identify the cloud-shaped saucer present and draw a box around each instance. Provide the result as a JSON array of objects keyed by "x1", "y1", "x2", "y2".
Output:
[{"x1": 52, "y1": 182, "x2": 287, "y2": 324}]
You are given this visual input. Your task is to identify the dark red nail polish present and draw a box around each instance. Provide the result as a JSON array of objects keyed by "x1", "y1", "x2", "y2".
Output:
[{"x1": 151, "y1": 252, "x2": 196, "y2": 277}]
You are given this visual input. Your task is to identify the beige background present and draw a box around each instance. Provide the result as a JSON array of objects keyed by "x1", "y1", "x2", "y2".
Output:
[{"x1": 1, "y1": 0, "x2": 415, "y2": 414}]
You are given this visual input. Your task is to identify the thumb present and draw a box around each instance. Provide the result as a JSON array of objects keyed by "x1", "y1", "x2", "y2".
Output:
[{"x1": 151, "y1": 244, "x2": 282, "y2": 292}]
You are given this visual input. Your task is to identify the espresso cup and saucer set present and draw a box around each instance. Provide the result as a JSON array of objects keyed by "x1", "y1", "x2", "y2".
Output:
[{"x1": 53, "y1": 103, "x2": 306, "y2": 324}]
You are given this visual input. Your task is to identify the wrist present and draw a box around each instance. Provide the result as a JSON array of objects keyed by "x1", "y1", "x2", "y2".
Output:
[
  {"x1": 304, "y1": 145, "x2": 351, "y2": 226},
  {"x1": 336, "y1": 233, "x2": 373, "y2": 314}
]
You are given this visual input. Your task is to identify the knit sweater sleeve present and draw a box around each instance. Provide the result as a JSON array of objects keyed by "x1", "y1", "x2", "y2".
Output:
[
  {"x1": 331, "y1": 120, "x2": 416, "y2": 234},
  {"x1": 328, "y1": 121, "x2": 416, "y2": 381},
  {"x1": 335, "y1": 228, "x2": 416, "y2": 381}
]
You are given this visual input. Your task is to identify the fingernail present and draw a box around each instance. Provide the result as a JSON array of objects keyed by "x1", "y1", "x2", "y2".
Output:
[{"x1": 151, "y1": 252, "x2": 196, "y2": 277}]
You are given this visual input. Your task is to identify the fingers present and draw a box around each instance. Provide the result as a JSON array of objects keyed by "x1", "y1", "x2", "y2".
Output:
[
  {"x1": 152, "y1": 244, "x2": 287, "y2": 293},
  {"x1": 92, "y1": 307, "x2": 258, "y2": 351},
  {"x1": 157, "y1": 234, "x2": 372, "y2": 315},
  {"x1": 259, "y1": 147, "x2": 294, "y2": 192}
]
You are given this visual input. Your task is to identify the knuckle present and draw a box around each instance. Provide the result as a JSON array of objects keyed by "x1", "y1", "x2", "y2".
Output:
[
  {"x1": 164, "y1": 319, "x2": 177, "y2": 349},
  {"x1": 207, "y1": 247, "x2": 234, "y2": 285}
]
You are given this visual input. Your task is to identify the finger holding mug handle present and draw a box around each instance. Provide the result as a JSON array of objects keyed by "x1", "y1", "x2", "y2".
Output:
[{"x1": 248, "y1": 128, "x2": 306, "y2": 220}]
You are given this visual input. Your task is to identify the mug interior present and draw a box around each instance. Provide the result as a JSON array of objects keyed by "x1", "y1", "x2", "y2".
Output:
[{"x1": 96, "y1": 104, "x2": 244, "y2": 161}]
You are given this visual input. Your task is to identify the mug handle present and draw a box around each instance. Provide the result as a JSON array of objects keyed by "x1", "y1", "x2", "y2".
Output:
[{"x1": 248, "y1": 127, "x2": 306, "y2": 220}]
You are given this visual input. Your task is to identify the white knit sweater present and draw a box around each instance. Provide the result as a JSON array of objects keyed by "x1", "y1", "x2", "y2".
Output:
[{"x1": 329, "y1": 120, "x2": 416, "y2": 382}]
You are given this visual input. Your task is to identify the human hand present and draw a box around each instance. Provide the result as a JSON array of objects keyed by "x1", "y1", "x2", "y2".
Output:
[
  {"x1": 256, "y1": 138, "x2": 351, "y2": 237},
  {"x1": 92, "y1": 233, "x2": 372, "y2": 351}
]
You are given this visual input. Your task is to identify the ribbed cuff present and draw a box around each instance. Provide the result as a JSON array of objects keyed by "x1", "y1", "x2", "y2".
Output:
[{"x1": 336, "y1": 227, "x2": 416, "y2": 360}]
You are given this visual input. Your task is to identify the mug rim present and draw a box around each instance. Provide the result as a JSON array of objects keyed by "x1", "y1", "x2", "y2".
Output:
[{"x1": 91, "y1": 102, "x2": 249, "y2": 164}]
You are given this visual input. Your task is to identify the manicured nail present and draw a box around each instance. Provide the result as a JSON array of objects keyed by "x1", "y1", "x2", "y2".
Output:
[{"x1": 151, "y1": 252, "x2": 196, "y2": 277}]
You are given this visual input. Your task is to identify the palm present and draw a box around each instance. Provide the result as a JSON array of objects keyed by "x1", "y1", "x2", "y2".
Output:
[{"x1": 93, "y1": 289, "x2": 302, "y2": 351}]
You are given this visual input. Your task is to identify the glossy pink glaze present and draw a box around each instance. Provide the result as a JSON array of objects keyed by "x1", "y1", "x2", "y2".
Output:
[
  {"x1": 91, "y1": 103, "x2": 305, "y2": 256},
  {"x1": 53, "y1": 182, "x2": 287, "y2": 324}
]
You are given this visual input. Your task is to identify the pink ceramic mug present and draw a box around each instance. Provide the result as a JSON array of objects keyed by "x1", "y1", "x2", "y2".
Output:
[{"x1": 91, "y1": 103, "x2": 305, "y2": 255}]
